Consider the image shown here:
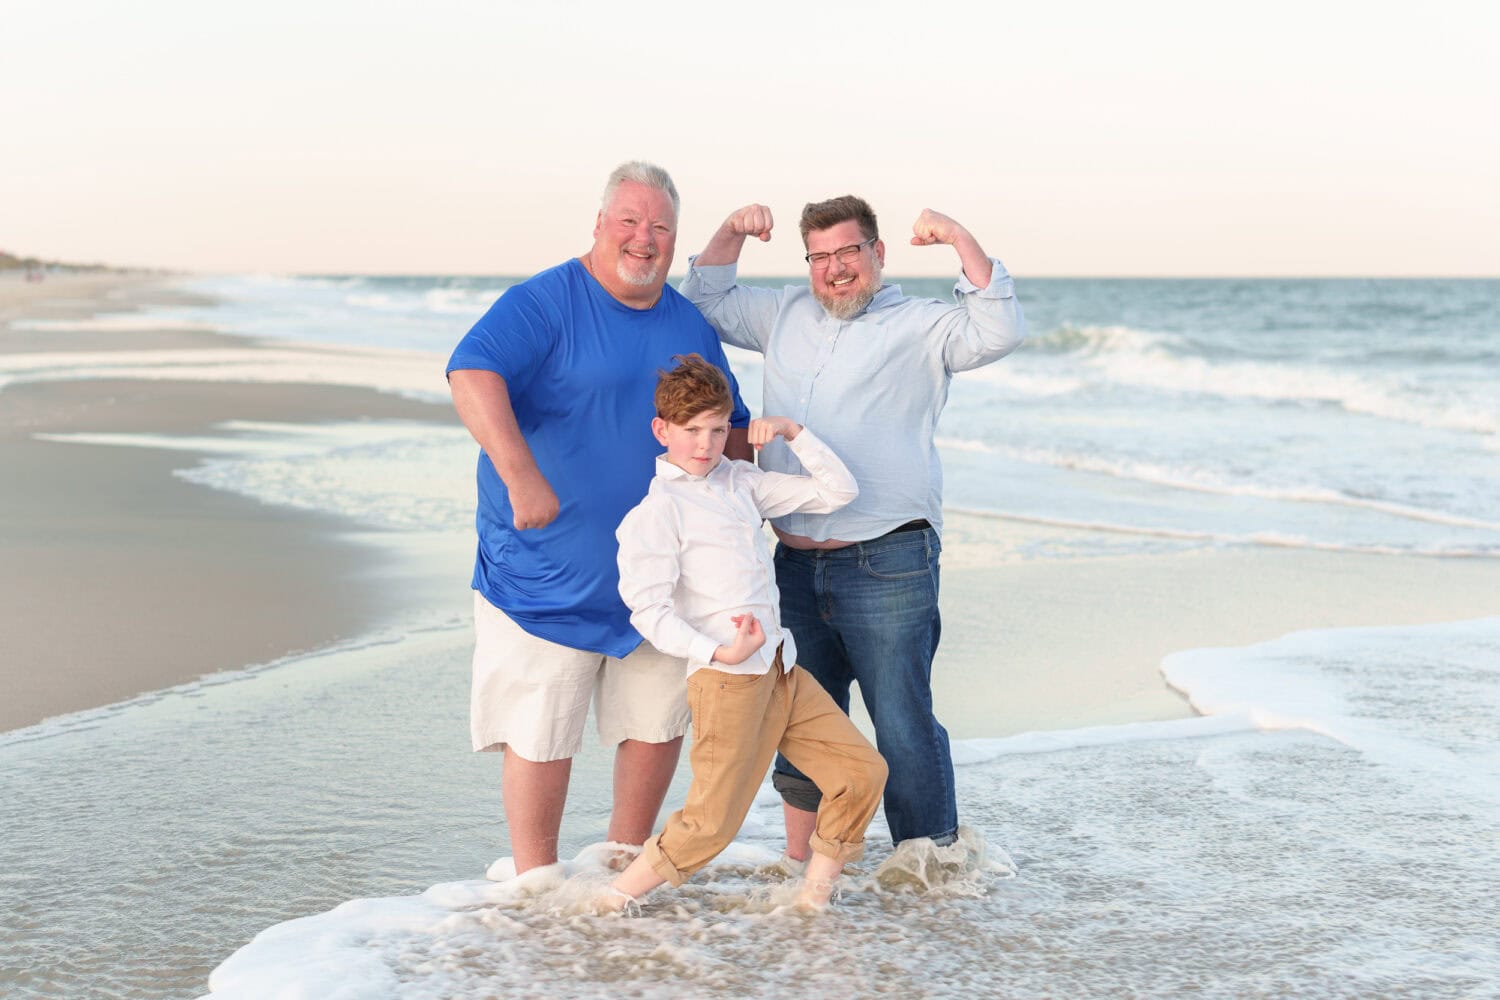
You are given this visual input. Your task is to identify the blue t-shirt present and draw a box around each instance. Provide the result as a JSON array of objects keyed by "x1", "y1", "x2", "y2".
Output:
[{"x1": 447, "y1": 258, "x2": 750, "y2": 657}]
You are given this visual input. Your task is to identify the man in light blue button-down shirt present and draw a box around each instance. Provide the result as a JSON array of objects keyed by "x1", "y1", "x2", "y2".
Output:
[{"x1": 680, "y1": 194, "x2": 1026, "y2": 872}]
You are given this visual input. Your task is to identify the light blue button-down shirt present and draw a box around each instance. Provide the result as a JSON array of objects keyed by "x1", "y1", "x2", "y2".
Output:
[{"x1": 680, "y1": 258, "x2": 1026, "y2": 542}]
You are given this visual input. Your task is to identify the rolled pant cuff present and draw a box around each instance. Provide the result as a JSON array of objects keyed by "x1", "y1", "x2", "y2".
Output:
[
  {"x1": 642, "y1": 835, "x2": 690, "y2": 888},
  {"x1": 772, "y1": 770, "x2": 823, "y2": 812},
  {"x1": 809, "y1": 831, "x2": 866, "y2": 867}
]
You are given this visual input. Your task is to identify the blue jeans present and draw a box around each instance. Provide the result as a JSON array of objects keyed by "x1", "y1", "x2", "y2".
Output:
[{"x1": 771, "y1": 527, "x2": 957, "y2": 845}]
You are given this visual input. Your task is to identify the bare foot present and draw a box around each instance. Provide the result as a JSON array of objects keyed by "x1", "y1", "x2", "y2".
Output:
[
  {"x1": 795, "y1": 852, "x2": 846, "y2": 908},
  {"x1": 793, "y1": 877, "x2": 839, "y2": 910},
  {"x1": 589, "y1": 886, "x2": 638, "y2": 916}
]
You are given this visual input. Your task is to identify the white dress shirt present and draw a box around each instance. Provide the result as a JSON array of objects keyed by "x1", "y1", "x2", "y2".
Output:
[
  {"x1": 680, "y1": 258, "x2": 1025, "y2": 542},
  {"x1": 616, "y1": 429, "x2": 857, "y2": 677}
]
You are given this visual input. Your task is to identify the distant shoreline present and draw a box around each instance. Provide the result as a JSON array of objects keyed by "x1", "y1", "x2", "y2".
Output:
[{"x1": 0, "y1": 273, "x2": 457, "y2": 731}]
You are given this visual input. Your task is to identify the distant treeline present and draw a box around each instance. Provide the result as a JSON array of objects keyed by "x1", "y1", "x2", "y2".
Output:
[{"x1": 0, "y1": 250, "x2": 118, "y2": 272}]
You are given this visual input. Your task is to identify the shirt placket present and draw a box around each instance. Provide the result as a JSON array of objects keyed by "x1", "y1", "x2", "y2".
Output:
[
  {"x1": 794, "y1": 316, "x2": 845, "y2": 423},
  {"x1": 710, "y1": 472, "x2": 780, "y2": 671}
]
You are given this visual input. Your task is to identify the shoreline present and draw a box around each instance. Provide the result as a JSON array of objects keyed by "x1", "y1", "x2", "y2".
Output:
[
  {"x1": 6, "y1": 273, "x2": 1500, "y2": 741},
  {"x1": 932, "y1": 516, "x2": 1500, "y2": 738},
  {"x1": 0, "y1": 275, "x2": 459, "y2": 731}
]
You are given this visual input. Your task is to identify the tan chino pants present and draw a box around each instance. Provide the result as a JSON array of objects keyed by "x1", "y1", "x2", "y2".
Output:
[{"x1": 644, "y1": 652, "x2": 888, "y2": 886}]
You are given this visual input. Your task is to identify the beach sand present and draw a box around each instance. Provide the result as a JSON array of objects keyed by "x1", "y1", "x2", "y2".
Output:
[
  {"x1": 8, "y1": 272, "x2": 1500, "y2": 739},
  {"x1": 8, "y1": 273, "x2": 1500, "y2": 1000},
  {"x1": 0, "y1": 274, "x2": 458, "y2": 731},
  {"x1": 933, "y1": 517, "x2": 1500, "y2": 737}
]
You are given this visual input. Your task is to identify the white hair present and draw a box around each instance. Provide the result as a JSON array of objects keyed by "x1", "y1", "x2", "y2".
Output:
[{"x1": 601, "y1": 161, "x2": 680, "y2": 218}]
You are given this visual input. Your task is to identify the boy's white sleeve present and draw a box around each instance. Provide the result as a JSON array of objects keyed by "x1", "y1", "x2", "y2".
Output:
[
  {"x1": 750, "y1": 428, "x2": 859, "y2": 519},
  {"x1": 616, "y1": 501, "x2": 720, "y2": 667}
]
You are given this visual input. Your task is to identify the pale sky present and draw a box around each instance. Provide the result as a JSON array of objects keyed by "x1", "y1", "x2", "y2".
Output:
[{"x1": 4, "y1": 0, "x2": 1497, "y2": 276}]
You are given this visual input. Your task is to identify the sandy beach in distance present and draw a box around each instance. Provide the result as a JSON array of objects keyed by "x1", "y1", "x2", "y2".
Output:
[{"x1": 0, "y1": 273, "x2": 458, "y2": 731}]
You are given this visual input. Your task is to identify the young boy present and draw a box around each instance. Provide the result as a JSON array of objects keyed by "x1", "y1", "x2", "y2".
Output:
[{"x1": 596, "y1": 354, "x2": 887, "y2": 912}]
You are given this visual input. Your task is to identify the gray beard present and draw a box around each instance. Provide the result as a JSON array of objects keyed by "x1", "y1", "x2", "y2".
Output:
[
  {"x1": 815, "y1": 282, "x2": 878, "y2": 321},
  {"x1": 616, "y1": 258, "x2": 661, "y2": 288}
]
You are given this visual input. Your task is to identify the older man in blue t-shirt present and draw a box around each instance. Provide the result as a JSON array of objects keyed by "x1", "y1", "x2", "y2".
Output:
[{"x1": 447, "y1": 162, "x2": 750, "y2": 875}]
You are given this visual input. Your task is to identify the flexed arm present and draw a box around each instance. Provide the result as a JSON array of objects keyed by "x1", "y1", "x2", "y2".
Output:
[
  {"x1": 910, "y1": 208, "x2": 1027, "y2": 371},
  {"x1": 748, "y1": 421, "x2": 859, "y2": 519},
  {"x1": 911, "y1": 208, "x2": 993, "y2": 289},
  {"x1": 681, "y1": 204, "x2": 784, "y2": 353},
  {"x1": 449, "y1": 369, "x2": 559, "y2": 530},
  {"x1": 695, "y1": 204, "x2": 775, "y2": 266}
]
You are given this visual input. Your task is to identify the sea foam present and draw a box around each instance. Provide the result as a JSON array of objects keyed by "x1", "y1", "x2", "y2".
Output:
[{"x1": 191, "y1": 618, "x2": 1500, "y2": 1000}]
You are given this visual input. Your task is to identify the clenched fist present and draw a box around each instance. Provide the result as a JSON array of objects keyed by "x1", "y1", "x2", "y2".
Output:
[
  {"x1": 910, "y1": 208, "x2": 968, "y2": 247},
  {"x1": 725, "y1": 204, "x2": 775, "y2": 242}
]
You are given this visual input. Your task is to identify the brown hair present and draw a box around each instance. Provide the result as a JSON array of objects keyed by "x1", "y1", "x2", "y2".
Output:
[
  {"x1": 799, "y1": 194, "x2": 878, "y2": 245},
  {"x1": 655, "y1": 353, "x2": 732, "y2": 425}
]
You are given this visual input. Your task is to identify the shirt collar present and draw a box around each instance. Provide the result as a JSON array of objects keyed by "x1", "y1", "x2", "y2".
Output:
[{"x1": 654, "y1": 454, "x2": 727, "y2": 481}]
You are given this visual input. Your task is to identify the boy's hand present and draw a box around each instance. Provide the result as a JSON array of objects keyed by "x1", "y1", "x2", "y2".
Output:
[
  {"x1": 713, "y1": 613, "x2": 766, "y2": 666},
  {"x1": 747, "y1": 416, "x2": 802, "y2": 449}
]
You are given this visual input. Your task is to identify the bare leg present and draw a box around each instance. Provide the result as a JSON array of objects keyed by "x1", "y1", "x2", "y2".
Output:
[
  {"x1": 502, "y1": 748, "x2": 572, "y2": 874},
  {"x1": 783, "y1": 803, "x2": 816, "y2": 862},
  {"x1": 796, "y1": 851, "x2": 844, "y2": 909},
  {"x1": 607, "y1": 736, "x2": 684, "y2": 845}
]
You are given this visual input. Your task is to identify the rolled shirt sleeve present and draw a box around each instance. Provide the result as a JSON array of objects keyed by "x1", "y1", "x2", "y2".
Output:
[
  {"x1": 938, "y1": 257, "x2": 1027, "y2": 374},
  {"x1": 680, "y1": 258, "x2": 784, "y2": 354}
]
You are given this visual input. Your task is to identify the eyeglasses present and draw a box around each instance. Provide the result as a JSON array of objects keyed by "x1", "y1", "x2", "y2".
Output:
[{"x1": 804, "y1": 237, "x2": 877, "y2": 268}]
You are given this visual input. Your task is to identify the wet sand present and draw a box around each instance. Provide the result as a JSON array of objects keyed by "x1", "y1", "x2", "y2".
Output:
[
  {"x1": 7, "y1": 271, "x2": 1500, "y2": 745},
  {"x1": 0, "y1": 274, "x2": 458, "y2": 731},
  {"x1": 933, "y1": 514, "x2": 1500, "y2": 737}
]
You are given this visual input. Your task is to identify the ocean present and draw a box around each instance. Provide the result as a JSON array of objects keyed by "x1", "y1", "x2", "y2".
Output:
[{"x1": 2, "y1": 273, "x2": 1497, "y2": 998}]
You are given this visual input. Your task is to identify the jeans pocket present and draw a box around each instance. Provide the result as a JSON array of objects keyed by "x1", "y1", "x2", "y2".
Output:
[{"x1": 859, "y1": 540, "x2": 932, "y2": 580}]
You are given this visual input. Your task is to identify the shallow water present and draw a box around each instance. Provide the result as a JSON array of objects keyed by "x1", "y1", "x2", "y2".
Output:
[
  {"x1": 5, "y1": 619, "x2": 1497, "y2": 999},
  {"x1": 21, "y1": 274, "x2": 1499, "y2": 559},
  {"x1": 6, "y1": 276, "x2": 1497, "y2": 996}
]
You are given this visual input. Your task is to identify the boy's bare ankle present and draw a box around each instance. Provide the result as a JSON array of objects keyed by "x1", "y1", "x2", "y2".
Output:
[
  {"x1": 794, "y1": 852, "x2": 846, "y2": 908},
  {"x1": 794, "y1": 876, "x2": 838, "y2": 909},
  {"x1": 590, "y1": 885, "x2": 638, "y2": 915}
]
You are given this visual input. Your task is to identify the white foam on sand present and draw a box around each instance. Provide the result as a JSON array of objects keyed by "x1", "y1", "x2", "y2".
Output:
[
  {"x1": 195, "y1": 617, "x2": 1500, "y2": 1000},
  {"x1": 202, "y1": 789, "x2": 1012, "y2": 1000},
  {"x1": 32, "y1": 420, "x2": 477, "y2": 533},
  {"x1": 1162, "y1": 616, "x2": 1500, "y2": 807},
  {"x1": 0, "y1": 343, "x2": 448, "y2": 402},
  {"x1": 7, "y1": 315, "x2": 221, "y2": 333},
  {"x1": 9, "y1": 609, "x2": 1499, "y2": 999}
]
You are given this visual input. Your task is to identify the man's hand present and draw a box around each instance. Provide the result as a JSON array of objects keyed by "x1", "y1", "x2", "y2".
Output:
[
  {"x1": 747, "y1": 416, "x2": 802, "y2": 448},
  {"x1": 506, "y1": 465, "x2": 560, "y2": 530},
  {"x1": 713, "y1": 613, "x2": 766, "y2": 666},
  {"x1": 910, "y1": 208, "x2": 968, "y2": 247},
  {"x1": 910, "y1": 208, "x2": 994, "y2": 288},
  {"x1": 726, "y1": 204, "x2": 774, "y2": 242},
  {"x1": 695, "y1": 203, "x2": 774, "y2": 266}
]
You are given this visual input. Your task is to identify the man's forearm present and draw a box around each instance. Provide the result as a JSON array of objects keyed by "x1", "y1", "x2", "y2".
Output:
[
  {"x1": 693, "y1": 224, "x2": 749, "y2": 267},
  {"x1": 449, "y1": 369, "x2": 539, "y2": 482},
  {"x1": 450, "y1": 369, "x2": 560, "y2": 529},
  {"x1": 952, "y1": 232, "x2": 994, "y2": 289}
]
